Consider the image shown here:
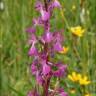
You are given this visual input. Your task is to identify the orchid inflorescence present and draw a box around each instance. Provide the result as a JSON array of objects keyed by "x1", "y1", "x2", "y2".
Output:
[{"x1": 26, "y1": 0, "x2": 68, "y2": 96}]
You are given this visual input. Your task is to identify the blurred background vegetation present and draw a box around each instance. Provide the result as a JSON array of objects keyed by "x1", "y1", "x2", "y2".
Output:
[{"x1": 0, "y1": 0, "x2": 96, "y2": 96}]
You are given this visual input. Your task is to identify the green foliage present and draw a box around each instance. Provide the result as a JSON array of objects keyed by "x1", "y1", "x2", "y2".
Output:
[{"x1": 0, "y1": 0, "x2": 96, "y2": 95}]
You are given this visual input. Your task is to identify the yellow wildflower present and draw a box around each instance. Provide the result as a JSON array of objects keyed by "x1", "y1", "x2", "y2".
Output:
[
  {"x1": 68, "y1": 72, "x2": 81, "y2": 82},
  {"x1": 70, "y1": 26, "x2": 85, "y2": 37},
  {"x1": 59, "y1": 46, "x2": 69, "y2": 54},
  {"x1": 68, "y1": 72, "x2": 91, "y2": 86},
  {"x1": 79, "y1": 76, "x2": 91, "y2": 85},
  {"x1": 84, "y1": 93, "x2": 91, "y2": 96}
]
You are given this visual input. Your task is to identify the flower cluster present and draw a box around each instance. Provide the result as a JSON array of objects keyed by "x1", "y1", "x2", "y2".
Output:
[
  {"x1": 26, "y1": 0, "x2": 68, "y2": 96},
  {"x1": 68, "y1": 72, "x2": 91, "y2": 96},
  {"x1": 70, "y1": 26, "x2": 85, "y2": 37},
  {"x1": 68, "y1": 72, "x2": 91, "y2": 85}
]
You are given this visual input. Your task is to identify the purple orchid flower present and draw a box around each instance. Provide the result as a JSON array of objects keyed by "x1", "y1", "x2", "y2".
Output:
[
  {"x1": 42, "y1": 63, "x2": 51, "y2": 75},
  {"x1": 26, "y1": 27, "x2": 36, "y2": 33},
  {"x1": 31, "y1": 64, "x2": 37, "y2": 75},
  {"x1": 48, "y1": 0, "x2": 61, "y2": 13},
  {"x1": 53, "y1": 31, "x2": 64, "y2": 43},
  {"x1": 40, "y1": 60, "x2": 51, "y2": 75},
  {"x1": 35, "y1": 1, "x2": 43, "y2": 11},
  {"x1": 28, "y1": 43, "x2": 38, "y2": 56},
  {"x1": 40, "y1": 9, "x2": 50, "y2": 21},
  {"x1": 60, "y1": 92, "x2": 68, "y2": 96},
  {"x1": 32, "y1": 18, "x2": 39, "y2": 26},
  {"x1": 26, "y1": 0, "x2": 68, "y2": 95},
  {"x1": 36, "y1": 72, "x2": 44, "y2": 85},
  {"x1": 31, "y1": 58, "x2": 39, "y2": 74},
  {"x1": 27, "y1": 90, "x2": 39, "y2": 96},
  {"x1": 52, "y1": 0, "x2": 61, "y2": 8},
  {"x1": 53, "y1": 63, "x2": 67, "y2": 77},
  {"x1": 27, "y1": 91, "x2": 33, "y2": 96},
  {"x1": 28, "y1": 34, "x2": 37, "y2": 45},
  {"x1": 32, "y1": 17, "x2": 43, "y2": 26},
  {"x1": 42, "y1": 31, "x2": 53, "y2": 43},
  {"x1": 53, "y1": 42, "x2": 63, "y2": 51},
  {"x1": 58, "y1": 88, "x2": 68, "y2": 96}
]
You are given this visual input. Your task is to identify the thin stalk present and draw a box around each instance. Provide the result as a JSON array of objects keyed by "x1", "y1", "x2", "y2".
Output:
[
  {"x1": 44, "y1": 0, "x2": 48, "y2": 11},
  {"x1": 42, "y1": 0, "x2": 51, "y2": 96}
]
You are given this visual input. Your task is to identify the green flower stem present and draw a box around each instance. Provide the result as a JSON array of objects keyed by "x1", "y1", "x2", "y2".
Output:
[{"x1": 60, "y1": 6, "x2": 81, "y2": 61}]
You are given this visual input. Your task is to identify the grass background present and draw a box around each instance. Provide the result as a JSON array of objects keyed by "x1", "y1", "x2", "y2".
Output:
[{"x1": 0, "y1": 0, "x2": 96, "y2": 96}]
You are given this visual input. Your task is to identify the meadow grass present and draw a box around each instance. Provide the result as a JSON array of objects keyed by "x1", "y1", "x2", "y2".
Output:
[{"x1": 0, "y1": 0, "x2": 96, "y2": 96}]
